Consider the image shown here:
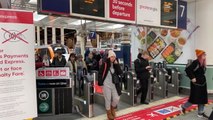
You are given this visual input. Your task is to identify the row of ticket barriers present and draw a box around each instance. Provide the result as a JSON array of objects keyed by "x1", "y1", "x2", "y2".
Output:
[
  {"x1": 72, "y1": 61, "x2": 181, "y2": 118},
  {"x1": 35, "y1": 61, "x2": 181, "y2": 118}
]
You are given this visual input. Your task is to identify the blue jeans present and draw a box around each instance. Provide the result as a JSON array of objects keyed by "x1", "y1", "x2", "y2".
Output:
[{"x1": 182, "y1": 102, "x2": 205, "y2": 114}]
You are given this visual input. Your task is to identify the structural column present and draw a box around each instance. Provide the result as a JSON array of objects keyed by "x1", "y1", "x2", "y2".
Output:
[
  {"x1": 61, "y1": 27, "x2": 65, "y2": 45},
  {"x1": 44, "y1": 27, "x2": 48, "y2": 45},
  {"x1": 52, "y1": 27, "x2": 56, "y2": 44},
  {"x1": 36, "y1": 26, "x2": 40, "y2": 46}
]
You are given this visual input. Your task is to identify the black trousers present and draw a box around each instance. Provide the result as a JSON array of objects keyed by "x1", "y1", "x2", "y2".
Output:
[{"x1": 137, "y1": 79, "x2": 149, "y2": 103}]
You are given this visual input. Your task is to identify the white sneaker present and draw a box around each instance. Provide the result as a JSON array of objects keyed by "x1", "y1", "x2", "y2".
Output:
[{"x1": 197, "y1": 113, "x2": 208, "y2": 119}]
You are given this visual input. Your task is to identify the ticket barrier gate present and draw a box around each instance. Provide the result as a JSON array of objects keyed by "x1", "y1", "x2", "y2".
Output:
[
  {"x1": 36, "y1": 67, "x2": 72, "y2": 116},
  {"x1": 92, "y1": 71, "x2": 106, "y2": 107},
  {"x1": 120, "y1": 66, "x2": 138, "y2": 106},
  {"x1": 154, "y1": 68, "x2": 170, "y2": 98},
  {"x1": 93, "y1": 66, "x2": 138, "y2": 107},
  {"x1": 166, "y1": 68, "x2": 181, "y2": 95},
  {"x1": 73, "y1": 69, "x2": 94, "y2": 118},
  {"x1": 147, "y1": 73, "x2": 156, "y2": 102}
]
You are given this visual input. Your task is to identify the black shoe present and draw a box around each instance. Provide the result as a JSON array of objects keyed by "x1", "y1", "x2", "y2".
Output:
[
  {"x1": 141, "y1": 101, "x2": 149, "y2": 105},
  {"x1": 179, "y1": 105, "x2": 186, "y2": 114},
  {"x1": 197, "y1": 113, "x2": 209, "y2": 119}
]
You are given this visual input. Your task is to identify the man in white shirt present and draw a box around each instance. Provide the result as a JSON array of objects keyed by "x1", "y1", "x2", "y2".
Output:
[{"x1": 0, "y1": 0, "x2": 11, "y2": 9}]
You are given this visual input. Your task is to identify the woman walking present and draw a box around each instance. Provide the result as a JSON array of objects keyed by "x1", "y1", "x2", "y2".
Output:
[
  {"x1": 180, "y1": 49, "x2": 208, "y2": 118},
  {"x1": 98, "y1": 50, "x2": 123, "y2": 120}
]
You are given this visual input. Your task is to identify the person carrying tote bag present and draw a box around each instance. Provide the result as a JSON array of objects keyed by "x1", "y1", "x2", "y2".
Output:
[{"x1": 98, "y1": 50, "x2": 123, "y2": 120}]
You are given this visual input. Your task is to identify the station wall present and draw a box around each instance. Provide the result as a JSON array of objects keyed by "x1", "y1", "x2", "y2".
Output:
[
  {"x1": 131, "y1": 1, "x2": 196, "y2": 64},
  {"x1": 194, "y1": 0, "x2": 213, "y2": 65}
]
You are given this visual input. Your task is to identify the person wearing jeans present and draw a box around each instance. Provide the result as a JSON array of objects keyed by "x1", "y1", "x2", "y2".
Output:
[
  {"x1": 181, "y1": 49, "x2": 208, "y2": 118},
  {"x1": 98, "y1": 50, "x2": 123, "y2": 120}
]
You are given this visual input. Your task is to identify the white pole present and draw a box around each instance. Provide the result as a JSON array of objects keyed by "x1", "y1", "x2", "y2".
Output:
[
  {"x1": 44, "y1": 27, "x2": 48, "y2": 45},
  {"x1": 36, "y1": 26, "x2": 40, "y2": 46},
  {"x1": 52, "y1": 27, "x2": 56, "y2": 44},
  {"x1": 61, "y1": 27, "x2": 65, "y2": 45}
]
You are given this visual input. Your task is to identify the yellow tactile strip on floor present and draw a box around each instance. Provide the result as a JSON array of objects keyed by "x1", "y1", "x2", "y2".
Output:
[{"x1": 163, "y1": 102, "x2": 213, "y2": 120}]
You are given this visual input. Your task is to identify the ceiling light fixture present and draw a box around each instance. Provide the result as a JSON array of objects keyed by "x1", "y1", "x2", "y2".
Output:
[{"x1": 69, "y1": 20, "x2": 92, "y2": 25}]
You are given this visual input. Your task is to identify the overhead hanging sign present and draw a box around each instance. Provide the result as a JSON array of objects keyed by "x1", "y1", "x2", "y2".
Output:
[
  {"x1": 38, "y1": 0, "x2": 70, "y2": 15},
  {"x1": 178, "y1": 0, "x2": 187, "y2": 29},
  {"x1": 108, "y1": 0, "x2": 136, "y2": 23},
  {"x1": 161, "y1": 0, "x2": 177, "y2": 27},
  {"x1": 137, "y1": 0, "x2": 161, "y2": 26},
  {"x1": 71, "y1": 0, "x2": 105, "y2": 19},
  {"x1": 0, "y1": 9, "x2": 37, "y2": 120}
]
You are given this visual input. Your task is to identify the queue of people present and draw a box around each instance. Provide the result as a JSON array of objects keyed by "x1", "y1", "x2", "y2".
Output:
[
  {"x1": 35, "y1": 49, "x2": 67, "y2": 69},
  {"x1": 35, "y1": 48, "x2": 209, "y2": 120}
]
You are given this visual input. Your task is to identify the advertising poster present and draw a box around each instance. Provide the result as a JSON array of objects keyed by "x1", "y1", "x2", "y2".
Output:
[
  {"x1": 0, "y1": 10, "x2": 37, "y2": 120},
  {"x1": 178, "y1": 0, "x2": 187, "y2": 29},
  {"x1": 108, "y1": 0, "x2": 135, "y2": 23},
  {"x1": 39, "y1": 0, "x2": 70, "y2": 15},
  {"x1": 72, "y1": 0, "x2": 105, "y2": 18},
  {"x1": 161, "y1": 0, "x2": 177, "y2": 27},
  {"x1": 137, "y1": 0, "x2": 161, "y2": 26}
]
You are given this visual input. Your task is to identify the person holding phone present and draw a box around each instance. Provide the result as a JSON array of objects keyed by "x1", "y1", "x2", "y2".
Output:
[
  {"x1": 134, "y1": 51, "x2": 151, "y2": 104},
  {"x1": 98, "y1": 50, "x2": 123, "y2": 120},
  {"x1": 180, "y1": 49, "x2": 208, "y2": 118}
]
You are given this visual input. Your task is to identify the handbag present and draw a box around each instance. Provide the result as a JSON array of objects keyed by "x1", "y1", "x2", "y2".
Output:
[{"x1": 109, "y1": 69, "x2": 120, "y2": 84}]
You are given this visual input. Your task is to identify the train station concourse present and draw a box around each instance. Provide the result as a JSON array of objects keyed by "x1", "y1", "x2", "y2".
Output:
[{"x1": 0, "y1": 0, "x2": 213, "y2": 120}]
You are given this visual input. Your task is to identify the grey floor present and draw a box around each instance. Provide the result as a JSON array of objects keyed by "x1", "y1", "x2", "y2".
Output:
[
  {"x1": 35, "y1": 94, "x2": 213, "y2": 120},
  {"x1": 172, "y1": 104, "x2": 213, "y2": 120},
  {"x1": 34, "y1": 101, "x2": 131, "y2": 120}
]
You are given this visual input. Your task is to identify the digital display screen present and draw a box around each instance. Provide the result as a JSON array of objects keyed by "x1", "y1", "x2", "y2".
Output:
[
  {"x1": 161, "y1": 0, "x2": 177, "y2": 27},
  {"x1": 72, "y1": 0, "x2": 105, "y2": 17},
  {"x1": 39, "y1": 0, "x2": 70, "y2": 15}
]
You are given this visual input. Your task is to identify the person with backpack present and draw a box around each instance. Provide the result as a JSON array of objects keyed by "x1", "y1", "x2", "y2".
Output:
[
  {"x1": 180, "y1": 49, "x2": 208, "y2": 118},
  {"x1": 134, "y1": 51, "x2": 151, "y2": 105},
  {"x1": 98, "y1": 50, "x2": 123, "y2": 120}
]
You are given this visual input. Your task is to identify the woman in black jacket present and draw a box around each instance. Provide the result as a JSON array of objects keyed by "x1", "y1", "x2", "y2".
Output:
[
  {"x1": 180, "y1": 49, "x2": 208, "y2": 118},
  {"x1": 134, "y1": 51, "x2": 151, "y2": 104},
  {"x1": 98, "y1": 50, "x2": 123, "y2": 120}
]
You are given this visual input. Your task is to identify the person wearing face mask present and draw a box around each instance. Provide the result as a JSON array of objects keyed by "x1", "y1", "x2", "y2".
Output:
[
  {"x1": 180, "y1": 49, "x2": 208, "y2": 119},
  {"x1": 98, "y1": 50, "x2": 123, "y2": 120},
  {"x1": 134, "y1": 51, "x2": 151, "y2": 105}
]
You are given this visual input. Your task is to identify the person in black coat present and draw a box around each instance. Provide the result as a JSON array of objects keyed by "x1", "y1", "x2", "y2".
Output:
[
  {"x1": 98, "y1": 50, "x2": 123, "y2": 120},
  {"x1": 134, "y1": 51, "x2": 151, "y2": 104},
  {"x1": 180, "y1": 49, "x2": 208, "y2": 118},
  {"x1": 51, "y1": 50, "x2": 67, "y2": 67}
]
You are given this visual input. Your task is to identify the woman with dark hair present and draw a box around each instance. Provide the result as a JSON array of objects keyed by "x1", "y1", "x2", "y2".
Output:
[
  {"x1": 66, "y1": 53, "x2": 77, "y2": 73},
  {"x1": 134, "y1": 51, "x2": 151, "y2": 104},
  {"x1": 180, "y1": 49, "x2": 208, "y2": 118},
  {"x1": 98, "y1": 50, "x2": 123, "y2": 120}
]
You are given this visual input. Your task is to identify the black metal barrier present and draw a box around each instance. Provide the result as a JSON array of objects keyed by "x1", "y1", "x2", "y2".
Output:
[
  {"x1": 72, "y1": 69, "x2": 94, "y2": 118},
  {"x1": 36, "y1": 67, "x2": 72, "y2": 116},
  {"x1": 120, "y1": 65, "x2": 138, "y2": 106},
  {"x1": 147, "y1": 62, "x2": 181, "y2": 101}
]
